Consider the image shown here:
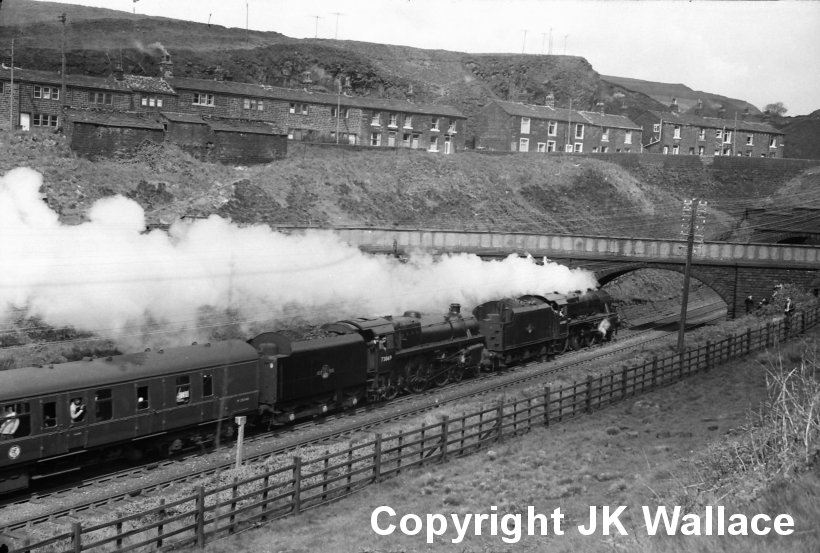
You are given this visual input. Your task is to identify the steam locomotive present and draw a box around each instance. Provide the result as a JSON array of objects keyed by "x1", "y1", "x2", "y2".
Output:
[{"x1": 0, "y1": 289, "x2": 617, "y2": 494}]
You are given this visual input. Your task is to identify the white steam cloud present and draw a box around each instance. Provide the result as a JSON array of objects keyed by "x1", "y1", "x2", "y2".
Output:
[{"x1": 0, "y1": 168, "x2": 598, "y2": 348}]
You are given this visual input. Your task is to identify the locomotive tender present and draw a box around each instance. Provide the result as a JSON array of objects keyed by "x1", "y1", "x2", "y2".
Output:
[{"x1": 0, "y1": 289, "x2": 617, "y2": 494}]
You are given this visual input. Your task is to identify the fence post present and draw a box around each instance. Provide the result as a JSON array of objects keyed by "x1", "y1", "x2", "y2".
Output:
[
  {"x1": 230, "y1": 476, "x2": 238, "y2": 534},
  {"x1": 705, "y1": 340, "x2": 712, "y2": 371},
  {"x1": 543, "y1": 386, "x2": 551, "y2": 427},
  {"x1": 115, "y1": 513, "x2": 123, "y2": 549},
  {"x1": 801, "y1": 312, "x2": 806, "y2": 334},
  {"x1": 678, "y1": 351, "x2": 685, "y2": 379},
  {"x1": 72, "y1": 522, "x2": 82, "y2": 553},
  {"x1": 396, "y1": 434, "x2": 404, "y2": 475},
  {"x1": 651, "y1": 356, "x2": 658, "y2": 389},
  {"x1": 322, "y1": 451, "x2": 330, "y2": 500},
  {"x1": 765, "y1": 322, "x2": 771, "y2": 347},
  {"x1": 195, "y1": 486, "x2": 206, "y2": 549},
  {"x1": 346, "y1": 441, "x2": 354, "y2": 492},
  {"x1": 374, "y1": 433, "x2": 383, "y2": 483},
  {"x1": 496, "y1": 399, "x2": 504, "y2": 443},
  {"x1": 440, "y1": 416, "x2": 449, "y2": 463},
  {"x1": 157, "y1": 498, "x2": 166, "y2": 549},
  {"x1": 292, "y1": 456, "x2": 302, "y2": 514},
  {"x1": 261, "y1": 473, "x2": 270, "y2": 522},
  {"x1": 746, "y1": 328, "x2": 751, "y2": 353},
  {"x1": 585, "y1": 375, "x2": 594, "y2": 413},
  {"x1": 620, "y1": 367, "x2": 628, "y2": 398}
]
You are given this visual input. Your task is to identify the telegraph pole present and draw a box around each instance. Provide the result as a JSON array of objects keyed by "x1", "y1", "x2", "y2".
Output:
[
  {"x1": 677, "y1": 198, "x2": 707, "y2": 352},
  {"x1": 59, "y1": 13, "x2": 67, "y2": 106}
]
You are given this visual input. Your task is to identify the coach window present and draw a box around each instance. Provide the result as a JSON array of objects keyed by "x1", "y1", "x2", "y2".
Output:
[
  {"x1": 95, "y1": 389, "x2": 113, "y2": 421},
  {"x1": 176, "y1": 376, "x2": 191, "y2": 404},
  {"x1": 202, "y1": 374, "x2": 213, "y2": 397},
  {"x1": 137, "y1": 386, "x2": 149, "y2": 410},
  {"x1": 69, "y1": 397, "x2": 86, "y2": 423},
  {"x1": 1, "y1": 402, "x2": 30, "y2": 438},
  {"x1": 42, "y1": 401, "x2": 57, "y2": 428}
]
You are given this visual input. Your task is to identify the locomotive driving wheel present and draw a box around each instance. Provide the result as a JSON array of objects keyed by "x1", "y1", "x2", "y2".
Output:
[
  {"x1": 382, "y1": 376, "x2": 399, "y2": 401},
  {"x1": 567, "y1": 334, "x2": 582, "y2": 351},
  {"x1": 450, "y1": 365, "x2": 465, "y2": 383},
  {"x1": 404, "y1": 358, "x2": 429, "y2": 394},
  {"x1": 432, "y1": 365, "x2": 450, "y2": 387}
]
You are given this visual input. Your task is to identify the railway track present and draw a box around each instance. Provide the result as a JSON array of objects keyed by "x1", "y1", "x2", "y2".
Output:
[{"x1": 0, "y1": 299, "x2": 726, "y2": 533}]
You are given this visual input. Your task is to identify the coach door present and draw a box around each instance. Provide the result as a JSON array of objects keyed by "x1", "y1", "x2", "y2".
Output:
[
  {"x1": 66, "y1": 392, "x2": 89, "y2": 450},
  {"x1": 134, "y1": 382, "x2": 161, "y2": 437},
  {"x1": 38, "y1": 397, "x2": 65, "y2": 457}
]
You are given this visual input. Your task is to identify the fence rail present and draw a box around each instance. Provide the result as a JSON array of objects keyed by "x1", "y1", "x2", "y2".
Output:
[{"x1": 5, "y1": 307, "x2": 818, "y2": 553}]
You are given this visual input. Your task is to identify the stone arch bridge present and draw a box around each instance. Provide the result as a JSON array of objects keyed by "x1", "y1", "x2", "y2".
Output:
[{"x1": 325, "y1": 228, "x2": 820, "y2": 318}]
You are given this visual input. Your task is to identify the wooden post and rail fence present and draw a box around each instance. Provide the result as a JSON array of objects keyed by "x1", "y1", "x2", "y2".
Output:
[{"x1": 3, "y1": 307, "x2": 817, "y2": 553}]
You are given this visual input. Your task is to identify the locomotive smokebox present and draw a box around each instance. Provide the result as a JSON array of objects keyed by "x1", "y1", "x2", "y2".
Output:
[{"x1": 449, "y1": 303, "x2": 461, "y2": 315}]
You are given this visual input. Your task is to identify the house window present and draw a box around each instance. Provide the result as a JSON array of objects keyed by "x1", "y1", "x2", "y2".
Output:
[
  {"x1": 519, "y1": 138, "x2": 529, "y2": 152},
  {"x1": 653, "y1": 123, "x2": 660, "y2": 133},
  {"x1": 698, "y1": 146, "x2": 705, "y2": 156},
  {"x1": 371, "y1": 112, "x2": 381, "y2": 126},
  {"x1": 289, "y1": 102, "x2": 308, "y2": 115},
  {"x1": 34, "y1": 85, "x2": 59, "y2": 100},
  {"x1": 32, "y1": 114, "x2": 59, "y2": 127},
  {"x1": 431, "y1": 117, "x2": 440, "y2": 131},
  {"x1": 95, "y1": 389, "x2": 113, "y2": 421},
  {"x1": 673, "y1": 125, "x2": 681, "y2": 139},
  {"x1": 746, "y1": 134, "x2": 754, "y2": 146},
  {"x1": 348, "y1": 134, "x2": 357, "y2": 145},
  {"x1": 288, "y1": 128, "x2": 304, "y2": 141},
  {"x1": 90, "y1": 92, "x2": 113, "y2": 105},
  {"x1": 574, "y1": 124, "x2": 584, "y2": 139},
  {"x1": 402, "y1": 133, "x2": 411, "y2": 147},
  {"x1": 404, "y1": 115, "x2": 413, "y2": 129},
  {"x1": 723, "y1": 146, "x2": 732, "y2": 155},
  {"x1": 429, "y1": 136, "x2": 439, "y2": 152},
  {"x1": 689, "y1": 147, "x2": 695, "y2": 155},
  {"x1": 769, "y1": 136, "x2": 777, "y2": 148},
  {"x1": 331, "y1": 107, "x2": 350, "y2": 118},
  {"x1": 388, "y1": 113, "x2": 398, "y2": 128},
  {"x1": 698, "y1": 128, "x2": 706, "y2": 140},
  {"x1": 673, "y1": 144, "x2": 680, "y2": 155},
  {"x1": 716, "y1": 129, "x2": 723, "y2": 140},
  {"x1": 537, "y1": 142, "x2": 546, "y2": 153},
  {"x1": 520, "y1": 117, "x2": 531, "y2": 134},
  {"x1": 193, "y1": 93, "x2": 215, "y2": 106},
  {"x1": 141, "y1": 96, "x2": 163, "y2": 108},
  {"x1": 547, "y1": 121, "x2": 557, "y2": 136},
  {"x1": 723, "y1": 131, "x2": 732, "y2": 144},
  {"x1": 625, "y1": 130, "x2": 632, "y2": 144},
  {"x1": 370, "y1": 132, "x2": 381, "y2": 146},
  {"x1": 574, "y1": 142, "x2": 583, "y2": 152},
  {"x1": 448, "y1": 120, "x2": 457, "y2": 133},
  {"x1": 600, "y1": 146, "x2": 608, "y2": 153},
  {"x1": 243, "y1": 98, "x2": 263, "y2": 111},
  {"x1": 547, "y1": 140, "x2": 556, "y2": 152},
  {"x1": 601, "y1": 127, "x2": 609, "y2": 142},
  {"x1": 663, "y1": 145, "x2": 669, "y2": 155}
]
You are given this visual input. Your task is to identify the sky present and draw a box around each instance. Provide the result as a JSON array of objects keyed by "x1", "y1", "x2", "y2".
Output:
[{"x1": 28, "y1": 0, "x2": 820, "y2": 115}]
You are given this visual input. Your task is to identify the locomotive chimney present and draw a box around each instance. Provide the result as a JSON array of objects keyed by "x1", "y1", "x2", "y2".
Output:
[{"x1": 449, "y1": 303, "x2": 461, "y2": 315}]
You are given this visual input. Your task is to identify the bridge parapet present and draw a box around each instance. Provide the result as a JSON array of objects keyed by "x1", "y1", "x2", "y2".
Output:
[{"x1": 330, "y1": 228, "x2": 820, "y2": 268}]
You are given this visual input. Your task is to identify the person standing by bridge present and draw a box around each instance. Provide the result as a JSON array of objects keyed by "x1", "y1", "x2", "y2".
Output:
[{"x1": 745, "y1": 295, "x2": 754, "y2": 315}]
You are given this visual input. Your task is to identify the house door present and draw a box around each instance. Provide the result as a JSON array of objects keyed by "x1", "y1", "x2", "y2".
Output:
[
  {"x1": 19, "y1": 113, "x2": 30, "y2": 131},
  {"x1": 444, "y1": 136, "x2": 451, "y2": 154}
]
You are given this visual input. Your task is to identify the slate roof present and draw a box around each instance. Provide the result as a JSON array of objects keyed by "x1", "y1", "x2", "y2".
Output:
[
  {"x1": 577, "y1": 110, "x2": 642, "y2": 131},
  {"x1": 67, "y1": 109, "x2": 164, "y2": 130},
  {"x1": 644, "y1": 110, "x2": 783, "y2": 135},
  {"x1": 491, "y1": 100, "x2": 641, "y2": 130},
  {"x1": 166, "y1": 76, "x2": 465, "y2": 118},
  {"x1": 208, "y1": 119, "x2": 286, "y2": 135}
]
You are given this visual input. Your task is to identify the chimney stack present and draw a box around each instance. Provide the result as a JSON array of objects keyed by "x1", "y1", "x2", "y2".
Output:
[
  {"x1": 694, "y1": 99, "x2": 703, "y2": 116},
  {"x1": 159, "y1": 53, "x2": 173, "y2": 79},
  {"x1": 545, "y1": 92, "x2": 555, "y2": 109},
  {"x1": 670, "y1": 97, "x2": 679, "y2": 113},
  {"x1": 596, "y1": 101, "x2": 605, "y2": 115},
  {"x1": 113, "y1": 62, "x2": 124, "y2": 81},
  {"x1": 214, "y1": 64, "x2": 225, "y2": 81}
]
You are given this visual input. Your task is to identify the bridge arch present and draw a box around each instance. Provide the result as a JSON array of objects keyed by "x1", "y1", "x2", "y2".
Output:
[{"x1": 595, "y1": 263, "x2": 734, "y2": 312}]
